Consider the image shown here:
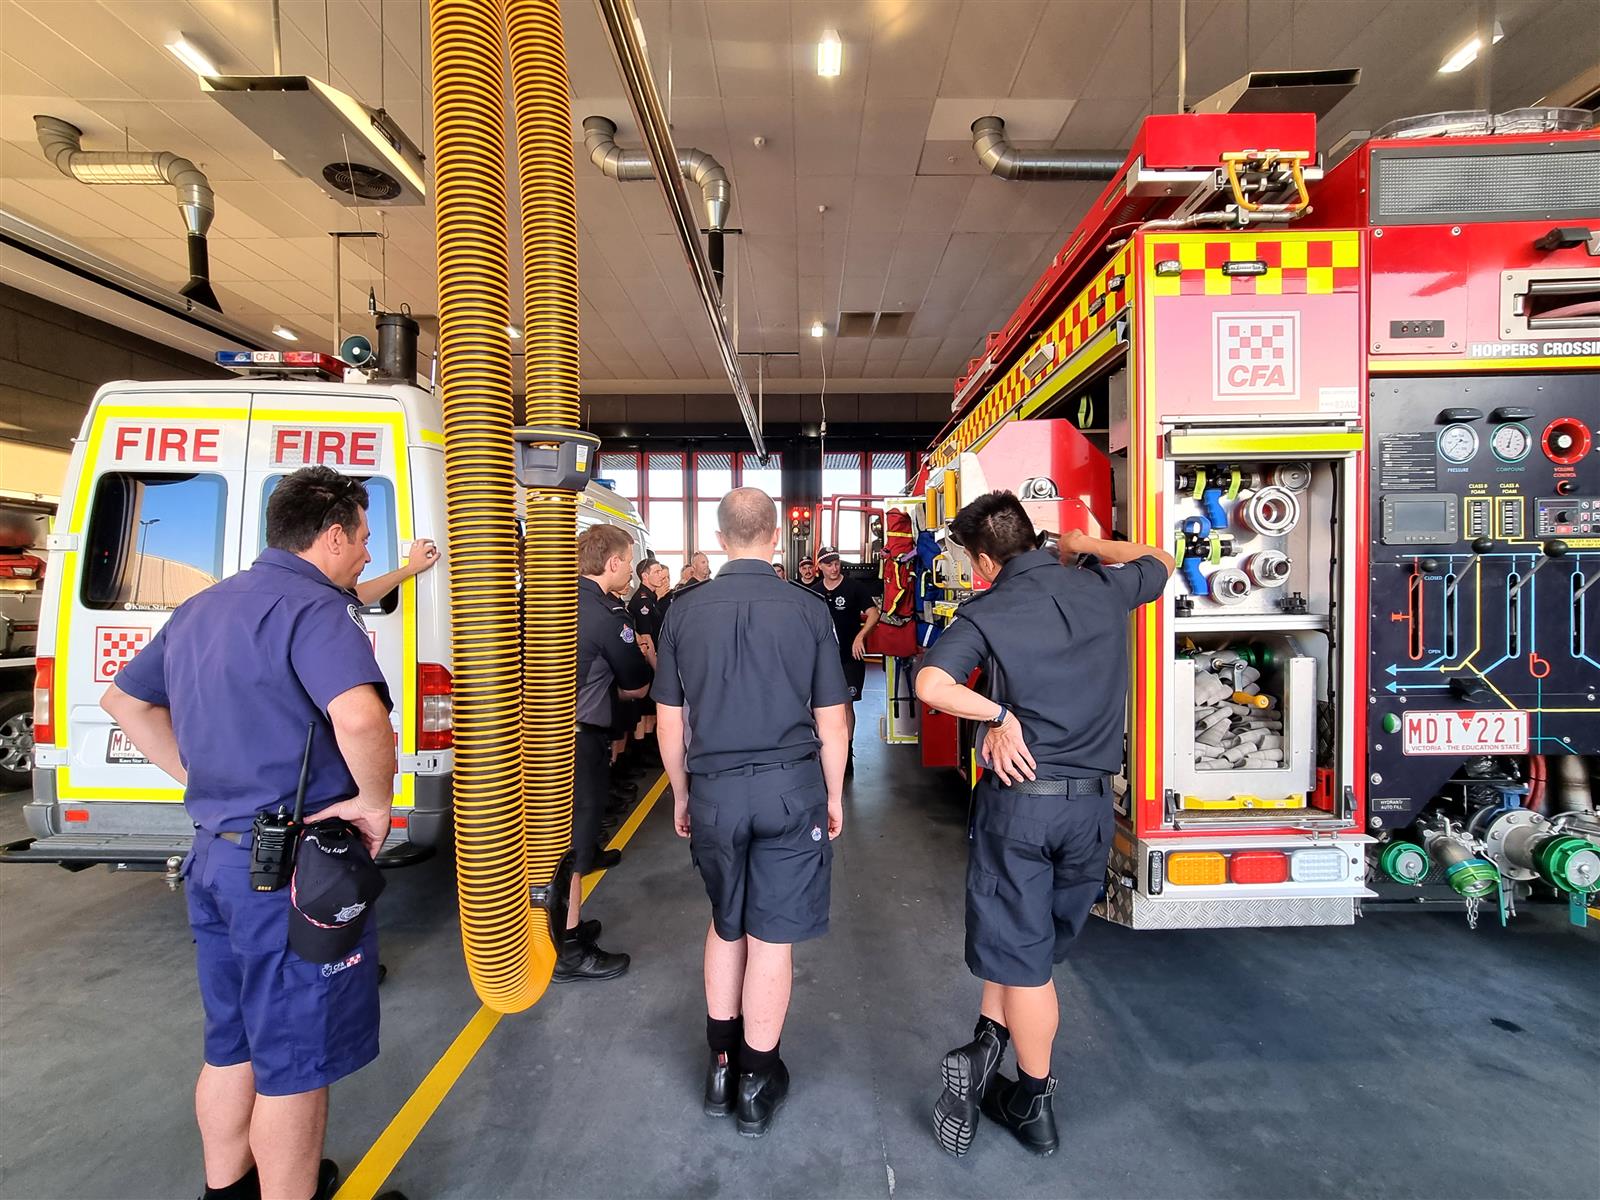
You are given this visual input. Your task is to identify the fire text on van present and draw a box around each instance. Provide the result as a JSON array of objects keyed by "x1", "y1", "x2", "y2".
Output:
[
  {"x1": 271, "y1": 427, "x2": 383, "y2": 468},
  {"x1": 112, "y1": 426, "x2": 222, "y2": 463}
]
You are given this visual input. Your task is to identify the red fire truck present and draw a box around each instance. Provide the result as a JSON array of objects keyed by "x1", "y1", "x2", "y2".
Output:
[{"x1": 909, "y1": 103, "x2": 1600, "y2": 929}]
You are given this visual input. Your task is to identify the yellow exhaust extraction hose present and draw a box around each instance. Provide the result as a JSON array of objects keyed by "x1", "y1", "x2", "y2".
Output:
[
  {"x1": 505, "y1": 0, "x2": 583, "y2": 926},
  {"x1": 431, "y1": 0, "x2": 551, "y2": 1012}
]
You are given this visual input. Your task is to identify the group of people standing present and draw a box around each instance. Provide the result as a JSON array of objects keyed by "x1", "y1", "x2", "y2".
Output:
[{"x1": 100, "y1": 464, "x2": 1174, "y2": 1191}]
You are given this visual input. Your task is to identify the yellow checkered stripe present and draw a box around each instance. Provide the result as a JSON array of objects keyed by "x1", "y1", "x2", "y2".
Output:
[
  {"x1": 931, "y1": 246, "x2": 1133, "y2": 469},
  {"x1": 1146, "y1": 231, "x2": 1360, "y2": 298}
]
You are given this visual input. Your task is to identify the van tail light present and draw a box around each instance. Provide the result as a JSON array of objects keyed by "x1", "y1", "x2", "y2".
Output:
[
  {"x1": 1166, "y1": 850, "x2": 1226, "y2": 886},
  {"x1": 417, "y1": 663, "x2": 453, "y2": 750},
  {"x1": 33, "y1": 657, "x2": 55, "y2": 747},
  {"x1": 1229, "y1": 849, "x2": 1289, "y2": 884}
]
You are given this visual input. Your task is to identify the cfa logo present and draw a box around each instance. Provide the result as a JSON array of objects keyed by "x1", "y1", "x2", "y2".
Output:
[{"x1": 1213, "y1": 312, "x2": 1299, "y2": 400}]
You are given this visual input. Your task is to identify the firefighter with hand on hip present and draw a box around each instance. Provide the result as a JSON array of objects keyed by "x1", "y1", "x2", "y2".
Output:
[
  {"x1": 914, "y1": 490, "x2": 1173, "y2": 1159},
  {"x1": 101, "y1": 466, "x2": 430, "y2": 1200}
]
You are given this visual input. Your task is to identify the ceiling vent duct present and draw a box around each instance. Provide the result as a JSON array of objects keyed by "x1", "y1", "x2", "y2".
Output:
[
  {"x1": 202, "y1": 75, "x2": 426, "y2": 206},
  {"x1": 1191, "y1": 68, "x2": 1362, "y2": 118},
  {"x1": 970, "y1": 116, "x2": 1122, "y2": 182},
  {"x1": 836, "y1": 310, "x2": 914, "y2": 338},
  {"x1": 582, "y1": 115, "x2": 731, "y2": 231},
  {"x1": 34, "y1": 114, "x2": 220, "y2": 310}
]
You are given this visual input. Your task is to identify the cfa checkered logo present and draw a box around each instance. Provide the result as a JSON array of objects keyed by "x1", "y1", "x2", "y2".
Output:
[
  {"x1": 95, "y1": 626, "x2": 149, "y2": 682},
  {"x1": 1214, "y1": 311, "x2": 1299, "y2": 400}
]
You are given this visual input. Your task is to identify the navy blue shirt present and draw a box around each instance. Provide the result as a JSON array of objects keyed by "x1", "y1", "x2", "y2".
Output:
[
  {"x1": 115, "y1": 548, "x2": 393, "y2": 833},
  {"x1": 577, "y1": 577, "x2": 651, "y2": 728},
  {"x1": 922, "y1": 548, "x2": 1169, "y2": 777},
  {"x1": 652, "y1": 559, "x2": 850, "y2": 774}
]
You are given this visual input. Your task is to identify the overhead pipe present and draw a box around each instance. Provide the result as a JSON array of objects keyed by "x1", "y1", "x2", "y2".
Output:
[
  {"x1": 970, "y1": 116, "x2": 1122, "y2": 182},
  {"x1": 581, "y1": 115, "x2": 731, "y2": 230},
  {"x1": 35, "y1": 115, "x2": 220, "y2": 309},
  {"x1": 591, "y1": 0, "x2": 765, "y2": 456},
  {"x1": 431, "y1": 0, "x2": 548, "y2": 1013}
]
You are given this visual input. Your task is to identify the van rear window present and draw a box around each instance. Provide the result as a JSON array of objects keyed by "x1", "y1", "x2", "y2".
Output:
[
  {"x1": 260, "y1": 475, "x2": 400, "y2": 613},
  {"x1": 81, "y1": 474, "x2": 227, "y2": 611}
]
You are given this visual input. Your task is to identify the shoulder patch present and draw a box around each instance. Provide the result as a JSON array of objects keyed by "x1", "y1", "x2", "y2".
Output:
[
  {"x1": 620, "y1": 624, "x2": 636, "y2": 644},
  {"x1": 346, "y1": 603, "x2": 369, "y2": 633}
]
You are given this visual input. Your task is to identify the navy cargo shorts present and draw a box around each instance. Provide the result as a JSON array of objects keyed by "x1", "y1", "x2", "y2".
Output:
[
  {"x1": 688, "y1": 757, "x2": 832, "y2": 945},
  {"x1": 185, "y1": 831, "x2": 379, "y2": 1096},
  {"x1": 965, "y1": 776, "x2": 1114, "y2": 987}
]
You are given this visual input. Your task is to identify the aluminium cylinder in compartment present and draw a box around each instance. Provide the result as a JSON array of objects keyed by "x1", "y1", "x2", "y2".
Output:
[
  {"x1": 1243, "y1": 550, "x2": 1292, "y2": 587},
  {"x1": 1237, "y1": 486, "x2": 1302, "y2": 538}
]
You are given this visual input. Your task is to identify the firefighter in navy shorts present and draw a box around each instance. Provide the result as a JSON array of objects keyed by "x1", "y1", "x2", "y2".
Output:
[
  {"x1": 914, "y1": 490, "x2": 1173, "y2": 1159},
  {"x1": 101, "y1": 466, "x2": 415, "y2": 1200},
  {"x1": 652, "y1": 488, "x2": 850, "y2": 1139}
]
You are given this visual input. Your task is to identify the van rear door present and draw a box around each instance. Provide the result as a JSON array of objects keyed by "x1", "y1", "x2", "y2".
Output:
[
  {"x1": 238, "y1": 396, "x2": 414, "y2": 828},
  {"x1": 54, "y1": 394, "x2": 251, "y2": 841}
]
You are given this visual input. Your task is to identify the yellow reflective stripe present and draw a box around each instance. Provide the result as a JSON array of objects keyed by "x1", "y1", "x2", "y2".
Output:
[
  {"x1": 1169, "y1": 432, "x2": 1363, "y2": 456},
  {"x1": 1374, "y1": 357, "x2": 1600, "y2": 372},
  {"x1": 420, "y1": 429, "x2": 444, "y2": 446}
]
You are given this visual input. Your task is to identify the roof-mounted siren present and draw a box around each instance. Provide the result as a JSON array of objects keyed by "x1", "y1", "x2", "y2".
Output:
[
  {"x1": 201, "y1": 75, "x2": 426, "y2": 206},
  {"x1": 1189, "y1": 69, "x2": 1362, "y2": 118}
]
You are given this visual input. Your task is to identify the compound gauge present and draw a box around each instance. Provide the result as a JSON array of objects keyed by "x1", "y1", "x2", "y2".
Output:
[
  {"x1": 1491, "y1": 422, "x2": 1532, "y2": 463},
  {"x1": 1438, "y1": 423, "x2": 1479, "y2": 465}
]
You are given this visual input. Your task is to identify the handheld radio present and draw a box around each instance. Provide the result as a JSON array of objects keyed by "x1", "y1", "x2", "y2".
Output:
[{"x1": 249, "y1": 722, "x2": 315, "y2": 892}]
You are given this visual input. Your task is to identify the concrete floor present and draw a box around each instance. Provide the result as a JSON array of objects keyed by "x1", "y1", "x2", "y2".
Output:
[{"x1": 2, "y1": 687, "x2": 1597, "y2": 1200}]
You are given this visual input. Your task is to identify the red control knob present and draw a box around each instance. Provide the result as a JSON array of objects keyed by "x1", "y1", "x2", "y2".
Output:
[{"x1": 1542, "y1": 417, "x2": 1592, "y2": 466}]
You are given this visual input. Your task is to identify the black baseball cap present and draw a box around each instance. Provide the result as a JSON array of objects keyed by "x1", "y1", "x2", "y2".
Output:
[
  {"x1": 288, "y1": 818, "x2": 386, "y2": 963},
  {"x1": 798, "y1": 555, "x2": 815, "y2": 567},
  {"x1": 816, "y1": 546, "x2": 841, "y2": 563}
]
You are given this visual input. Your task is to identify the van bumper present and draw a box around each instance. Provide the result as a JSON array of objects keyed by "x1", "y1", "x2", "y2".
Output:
[{"x1": 405, "y1": 771, "x2": 451, "y2": 851}]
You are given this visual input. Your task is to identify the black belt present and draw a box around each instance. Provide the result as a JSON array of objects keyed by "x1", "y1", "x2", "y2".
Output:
[
  {"x1": 696, "y1": 755, "x2": 818, "y2": 781},
  {"x1": 576, "y1": 723, "x2": 613, "y2": 736},
  {"x1": 1000, "y1": 775, "x2": 1109, "y2": 797}
]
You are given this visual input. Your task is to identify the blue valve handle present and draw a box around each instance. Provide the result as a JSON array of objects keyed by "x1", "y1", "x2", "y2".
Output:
[
  {"x1": 1202, "y1": 486, "x2": 1229, "y2": 530},
  {"x1": 1181, "y1": 555, "x2": 1210, "y2": 596}
]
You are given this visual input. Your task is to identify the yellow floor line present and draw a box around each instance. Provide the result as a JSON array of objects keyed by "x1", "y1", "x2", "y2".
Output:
[{"x1": 335, "y1": 771, "x2": 670, "y2": 1200}]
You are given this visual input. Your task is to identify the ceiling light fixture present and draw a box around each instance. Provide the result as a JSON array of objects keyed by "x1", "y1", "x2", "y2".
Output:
[
  {"x1": 810, "y1": 321, "x2": 826, "y2": 338},
  {"x1": 507, "y1": 324, "x2": 522, "y2": 338},
  {"x1": 165, "y1": 36, "x2": 218, "y2": 77},
  {"x1": 272, "y1": 325, "x2": 298, "y2": 341},
  {"x1": 1438, "y1": 22, "x2": 1503, "y2": 74},
  {"x1": 816, "y1": 29, "x2": 842, "y2": 78}
]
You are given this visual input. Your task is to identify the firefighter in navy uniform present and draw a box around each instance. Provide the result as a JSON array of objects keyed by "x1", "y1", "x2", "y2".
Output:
[
  {"x1": 100, "y1": 466, "x2": 409, "y2": 1200},
  {"x1": 914, "y1": 491, "x2": 1173, "y2": 1159},
  {"x1": 808, "y1": 546, "x2": 880, "y2": 773},
  {"x1": 563, "y1": 524, "x2": 652, "y2": 983},
  {"x1": 653, "y1": 488, "x2": 851, "y2": 1139}
]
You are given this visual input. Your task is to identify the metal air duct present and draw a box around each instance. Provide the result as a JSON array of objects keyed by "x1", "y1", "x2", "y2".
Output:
[
  {"x1": 970, "y1": 116, "x2": 1122, "y2": 182},
  {"x1": 582, "y1": 115, "x2": 731, "y2": 231},
  {"x1": 35, "y1": 115, "x2": 220, "y2": 310}
]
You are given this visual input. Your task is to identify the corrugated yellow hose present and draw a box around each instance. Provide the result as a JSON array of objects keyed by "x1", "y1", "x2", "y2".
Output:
[
  {"x1": 431, "y1": 0, "x2": 550, "y2": 1012},
  {"x1": 506, "y1": 0, "x2": 583, "y2": 968}
]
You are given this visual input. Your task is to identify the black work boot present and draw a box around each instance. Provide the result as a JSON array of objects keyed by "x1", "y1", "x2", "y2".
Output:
[
  {"x1": 933, "y1": 1022, "x2": 1007, "y2": 1157},
  {"x1": 982, "y1": 1074, "x2": 1059, "y2": 1156},
  {"x1": 311, "y1": 1160, "x2": 341, "y2": 1200},
  {"x1": 570, "y1": 917, "x2": 601, "y2": 944},
  {"x1": 198, "y1": 1166, "x2": 259, "y2": 1200},
  {"x1": 736, "y1": 1060, "x2": 790, "y2": 1138},
  {"x1": 552, "y1": 935, "x2": 630, "y2": 982},
  {"x1": 704, "y1": 1048, "x2": 736, "y2": 1117}
]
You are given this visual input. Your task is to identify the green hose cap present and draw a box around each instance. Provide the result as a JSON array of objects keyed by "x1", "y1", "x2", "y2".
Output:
[
  {"x1": 1381, "y1": 841, "x2": 1429, "y2": 886},
  {"x1": 1445, "y1": 857, "x2": 1500, "y2": 898},
  {"x1": 1535, "y1": 837, "x2": 1600, "y2": 894},
  {"x1": 1382, "y1": 713, "x2": 1401, "y2": 734}
]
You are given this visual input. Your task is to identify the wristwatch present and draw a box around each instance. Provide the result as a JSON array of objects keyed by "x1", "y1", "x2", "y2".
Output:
[{"x1": 988, "y1": 704, "x2": 1009, "y2": 727}]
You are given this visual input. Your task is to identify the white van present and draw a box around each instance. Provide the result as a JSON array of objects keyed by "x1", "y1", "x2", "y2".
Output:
[{"x1": 14, "y1": 364, "x2": 646, "y2": 872}]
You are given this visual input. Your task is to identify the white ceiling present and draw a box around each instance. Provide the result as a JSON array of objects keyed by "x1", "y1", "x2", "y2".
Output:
[{"x1": 1, "y1": 0, "x2": 1593, "y2": 397}]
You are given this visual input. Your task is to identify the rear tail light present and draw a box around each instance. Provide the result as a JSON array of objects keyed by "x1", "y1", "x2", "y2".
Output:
[
  {"x1": 417, "y1": 663, "x2": 453, "y2": 751},
  {"x1": 1229, "y1": 849, "x2": 1289, "y2": 884},
  {"x1": 1166, "y1": 850, "x2": 1226, "y2": 886},
  {"x1": 1291, "y1": 847, "x2": 1348, "y2": 882},
  {"x1": 33, "y1": 657, "x2": 54, "y2": 747}
]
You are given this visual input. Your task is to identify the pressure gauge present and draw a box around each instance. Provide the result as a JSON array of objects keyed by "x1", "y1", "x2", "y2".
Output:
[
  {"x1": 1490, "y1": 422, "x2": 1532, "y2": 463},
  {"x1": 1438, "y1": 423, "x2": 1479, "y2": 465}
]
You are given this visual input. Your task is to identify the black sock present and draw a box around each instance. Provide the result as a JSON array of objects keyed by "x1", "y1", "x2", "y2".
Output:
[
  {"x1": 202, "y1": 1166, "x2": 260, "y2": 1200},
  {"x1": 707, "y1": 1014, "x2": 743, "y2": 1055},
  {"x1": 975, "y1": 1015, "x2": 1010, "y2": 1046},
  {"x1": 741, "y1": 1038, "x2": 780, "y2": 1075},
  {"x1": 1017, "y1": 1068, "x2": 1052, "y2": 1097}
]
